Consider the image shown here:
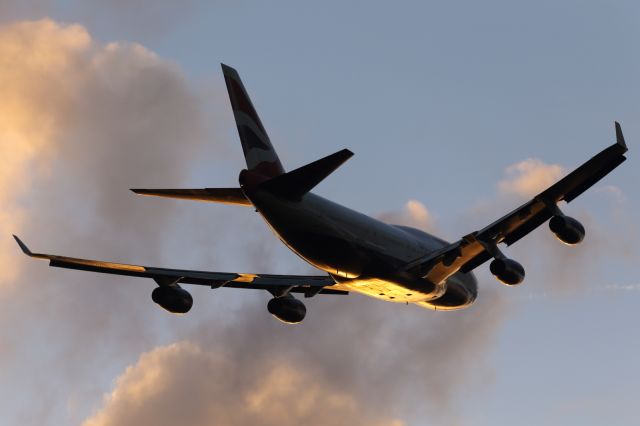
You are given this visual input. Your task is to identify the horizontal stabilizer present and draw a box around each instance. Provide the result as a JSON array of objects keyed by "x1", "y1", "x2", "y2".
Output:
[
  {"x1": 131, "y1": 188, "x2": 251, "y2": 206},
  {"x1": 260, "y1": 149, "x2": 353, "y2": 200}
]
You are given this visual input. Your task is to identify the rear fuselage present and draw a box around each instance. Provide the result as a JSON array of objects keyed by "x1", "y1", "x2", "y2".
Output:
[{"x1": 241, "y1": 175, "x2": 477, "y2": 309}]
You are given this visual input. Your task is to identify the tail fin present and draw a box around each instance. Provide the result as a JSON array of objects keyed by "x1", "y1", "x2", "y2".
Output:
[{"x1": 222, "y1": 64, "x2": 285, "y2": 178}]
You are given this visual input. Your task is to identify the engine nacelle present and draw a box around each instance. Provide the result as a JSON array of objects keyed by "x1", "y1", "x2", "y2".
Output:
[
  {"x1": 267, "y1": 295, "x2": 306, "y2": 324},
  {"x1": 151, "y1": 286, "x2": 193, "y2": 314},
  {"x1": 549, "y1": 215, "x2": 585, "y2": 245},
  {"x1": 489, "y1": 258, "x2": 525, "y2": 285}
]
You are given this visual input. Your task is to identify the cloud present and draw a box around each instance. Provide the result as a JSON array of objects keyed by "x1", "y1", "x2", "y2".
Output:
[
  {"x1": 378, "y1": 199, "x2": 437, "y2": 232},
  {"x1": 498, "y1": 158, "x2": 565, "y2": 198},
  {"x1": 81, "y1": 287, "x2": 506, "y2": 426},
  {"x1": 0, "y1": 18, "x2": 207, "y2": 283},
  {"x1": 0, "y1": 18, "x2": 216, "y2": 423},
  {"x1": 0, "y1": 19, "x2": 93, "y2": 283},
  {"x1": 83, "y1": 341, "x2": 405, "y2": 426}
]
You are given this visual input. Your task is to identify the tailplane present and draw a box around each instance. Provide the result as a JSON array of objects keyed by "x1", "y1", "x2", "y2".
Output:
[
  {"x1": 222, "y1": 64, "x2": 284, "y2": 178},
  {"x1": 260, "y1": 149, "x2": 353, "y2": 200},
  {"x1": 130, "y1": 188, "x2": 251, "y2": 206}
]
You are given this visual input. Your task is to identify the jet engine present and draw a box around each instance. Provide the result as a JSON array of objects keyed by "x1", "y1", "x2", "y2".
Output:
[
  {"x1": 267, "y1": 294, "x2": 306, "y2": 324},
  {"x1": 549, "y1": 215, "x2": 585, "y2": 245},
  {"x1": 151, "y1": 285, "x2": 193, "y2": 314},
  {"x1": 489, "y1": 258, "x2": 525, "y2": 285}
]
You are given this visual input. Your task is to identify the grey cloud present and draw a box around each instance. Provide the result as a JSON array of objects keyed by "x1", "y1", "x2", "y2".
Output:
[
  {"x1": 83, "y1": 289, "x2": 506, "y2": 426},
  {"x1": 82, "y1": 341, "x2": 405, "y2": 426}
]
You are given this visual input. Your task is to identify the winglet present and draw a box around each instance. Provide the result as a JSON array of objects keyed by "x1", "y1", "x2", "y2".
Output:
[
  {"x1": 615, "y1": 121, "x2": 627, "y2": 152},
  {"x1": 13, "y1": 235, "x2": 33, "y2": 256}
]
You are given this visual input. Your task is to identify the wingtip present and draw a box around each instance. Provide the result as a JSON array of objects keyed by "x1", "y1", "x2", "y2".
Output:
[
  {"x1": 13, "y1": 235, "x2": 32, "y2": 256},
  {"x1": 615, "y1": 121, "x2": 628, "y2": 152},
  {"x1": 220, "y1": 63, "x2": 238, "y2": 76},
  {"x1": 335, "y1": 148, "x2": 354, "y2": 160}
]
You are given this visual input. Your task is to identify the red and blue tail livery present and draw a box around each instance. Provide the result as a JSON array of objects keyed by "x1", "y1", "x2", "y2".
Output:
[{"x1": 222, "y1": 63, "x2": 284, "y2": 179}]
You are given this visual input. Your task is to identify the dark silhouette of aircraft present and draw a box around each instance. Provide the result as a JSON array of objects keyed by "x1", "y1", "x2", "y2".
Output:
[{"x1": 14, "y1": 64, "x2": 629, "y2": 323}]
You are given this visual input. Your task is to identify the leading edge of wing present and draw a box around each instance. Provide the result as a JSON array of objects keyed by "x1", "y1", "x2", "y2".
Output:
[{"x1": 12, "y1": 236, "x2": 345, "y2": 294}]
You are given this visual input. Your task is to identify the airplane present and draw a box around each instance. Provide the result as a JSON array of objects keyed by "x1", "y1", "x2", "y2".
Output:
[{"x1": 14, "y1": 64, "x2": 629, "y2": 324}]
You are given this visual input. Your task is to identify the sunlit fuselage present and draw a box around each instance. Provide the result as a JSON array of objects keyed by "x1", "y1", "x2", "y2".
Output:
[{"x1": 242, "y1": 178, "x2": 477, "y2": 310}]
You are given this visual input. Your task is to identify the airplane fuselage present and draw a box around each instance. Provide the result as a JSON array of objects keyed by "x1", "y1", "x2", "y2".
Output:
[{"x1": 242, "y1": 172, "x2": 478, "y2": 309}]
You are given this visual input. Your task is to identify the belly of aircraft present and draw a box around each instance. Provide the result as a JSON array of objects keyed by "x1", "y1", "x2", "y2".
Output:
[{"x1": 335, "y1": 276, "x2": 443, "y2": 303}]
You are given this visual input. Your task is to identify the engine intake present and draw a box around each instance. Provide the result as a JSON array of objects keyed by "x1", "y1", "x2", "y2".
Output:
[
  {"x1": 267, "y1": 295, "x2": 306, "y2": 324},
  {"x1": 489, "y1": 258, "x2": 525, "y2": 285},
  {"x1": 151, "y1": 285, "x2": 193, "y2": 314},
  {"x1": 549, "y1": 215, "x2": 585, "y2": 245}
]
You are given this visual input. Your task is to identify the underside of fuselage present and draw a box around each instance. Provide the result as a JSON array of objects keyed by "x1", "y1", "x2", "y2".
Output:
[{"x1": 242, "y1": 183, "x2": 477, "y2": 309}]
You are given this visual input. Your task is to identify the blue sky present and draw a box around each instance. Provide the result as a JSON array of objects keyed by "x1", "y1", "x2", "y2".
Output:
[
  {"x1": 1, "y1": 1, "x2": 639, "y2": 425},
  {"x1": 148, "y1": 0, "x2": 639, "y2": 215}
]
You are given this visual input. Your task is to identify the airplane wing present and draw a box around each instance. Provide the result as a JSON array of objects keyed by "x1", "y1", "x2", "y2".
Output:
[
  {"x1": 13, "y1": 236, "x2": 347, "y2": 296},
  {"x1": 405, "y1": 122, "x2": 628, "y2": 285}
]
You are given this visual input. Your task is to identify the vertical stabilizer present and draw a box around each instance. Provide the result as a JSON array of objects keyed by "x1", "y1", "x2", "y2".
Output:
[{"x1": 221, "y1": 64, "x2": 285, "y2": 178}]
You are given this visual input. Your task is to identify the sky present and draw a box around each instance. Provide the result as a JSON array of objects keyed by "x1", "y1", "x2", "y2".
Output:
[{"x1": 0, "y1": 1, "x2": 638, "y2": 425}]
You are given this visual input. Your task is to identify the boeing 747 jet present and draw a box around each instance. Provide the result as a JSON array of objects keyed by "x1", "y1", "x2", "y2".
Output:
[{"x1": 14, "y1": 64, "x2": 629, "y2": 323}]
